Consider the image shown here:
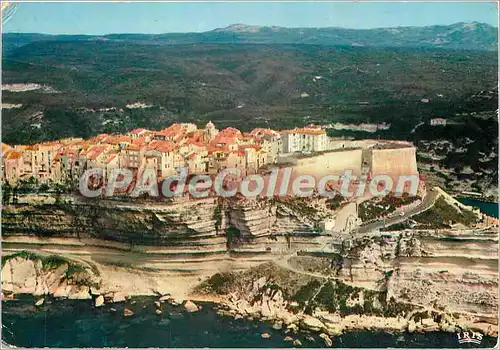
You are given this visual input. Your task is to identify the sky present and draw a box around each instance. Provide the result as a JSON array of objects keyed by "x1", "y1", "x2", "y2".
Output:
[{"x1": 2, "y1": 1, "x2": 499, "y2": 35}]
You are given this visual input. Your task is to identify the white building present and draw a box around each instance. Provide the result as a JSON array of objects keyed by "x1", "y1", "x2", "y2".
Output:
[
  {"x1": 430, "y1": 118, "x2": 447, "y2": 126},
  {"x1": 280, "y1": 127, "x2": 327, "y2": 153}
]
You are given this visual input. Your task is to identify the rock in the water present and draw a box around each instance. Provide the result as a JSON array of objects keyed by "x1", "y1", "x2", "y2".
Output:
[
  {"x1": 156, "y1": 309, "x2": 162, "y2": 315},
  {"x1": 324, "y1": 337, "x2": 333, "y2": 347},
  {"x1": 286, "y1": 323, "x2": 299, "y2": 333},
  {"x1": 293, "y1": 339, "x2": 302, "y2": 346},
  {"x1": 35, "y1": 298, "x2": 44, "y2": 306},
  {"x1": 110, "y1": 308, "x2": 116, "y2": 312},
  {"x1": 159, "y1": 295, "x2": 170, "y2": 302},
  {"x1": 272, "y1": 321, "x2": 283, "y2": 330},
  {"x1": 284, "y1": 336, "x2": 294, "y2": 342},
  {"x1": 319, "y1": 333, "x2": 332, "y2": 347},
  {"x1": 154, "y1": 301, "x2": 161, "y2": 308},
  {"x1": 234, "y1": 314, "x2": 243, "y2": 320},
  {"x1": 184, "y1": 300, "x2": 199, "y2": 312},
  {"x1": 261, "y1": 333, "x2": 271, "y2": 339},
  {"x1": 306, "y1": 335, "x2": 315, "y2": 342},
  {"x1": 124, "y1": 308, "x2": 134, "y2": 317},
  {"x1": 408, "y1": 320, "x2": 416, "y2": 333},
  {"x1": 95, "y1": 295, "x2": 104, "y2": 308},
  {"x1": 301, "y1": 317, "x2": 325, "y2": 332},
  {"x1": 323, "y1": 322, "x2": 343, "y2": 336},
  {"x1": 112, "y1": 292, "x2": 126, "y2": 303}
]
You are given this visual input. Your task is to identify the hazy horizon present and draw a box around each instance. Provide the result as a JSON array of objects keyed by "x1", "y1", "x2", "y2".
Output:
[
  {"x1": 3, "y1": 20, "x2": 499, "y2": 37},
  {"x1": 3, "y1": 2, "x2": 499, "y2": 35}
]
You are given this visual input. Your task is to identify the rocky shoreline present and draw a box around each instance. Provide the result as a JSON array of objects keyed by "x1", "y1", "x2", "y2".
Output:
[
  {"x1": 3, "y1": 288, "x2": 497, "y2": 348},
  {"x1": 208, "y1": 281, "x2": 498, "y2": 343}
]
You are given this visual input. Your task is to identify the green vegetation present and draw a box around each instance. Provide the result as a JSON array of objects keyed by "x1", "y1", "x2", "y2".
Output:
[
  {"x1": 277, "y1": 197, "x2": 318, "y2": 217},
  {"x1": 2, "y1": 250, "x2": 98, "y2": 287},
  {"x1": 1, "y1": 176, "x2": 73, "y2": 206},
  {"x1": 326, "y1": 194, "x2": 344, "y2": 211},
  {"x1": 291, "y1": 280, "x2": 322, "y2": 308},
  {"x1": 413, "y1": 197, "x2": 478, "y2": 229},
  {"x1": 295, "y1": 279, "x2": 393, "y2": 316},
  {"x1": 382, "y1": 222, "x2": 408, "y2": 231},
  {"x1": 359, "y1": 193, "x2": 420, "y2": 222},
  {"x1": 226, "y1": 226, "x2": 241, "y2": 249},
  {"x1": 213, "y1": 203, "x2": 223, "y2": 234},
  {"x1": 2, "y1": 36, "x2": 497, "y2": 145},
  {"x1": 1, "y1": 250, "x2": 39, "y2": 266},
  {"x1": 197, "y1": 272, "x2": 236, "y2": 295},
  {"x1": 41, "y1": 255, "x2": 70, "y2": 270}
]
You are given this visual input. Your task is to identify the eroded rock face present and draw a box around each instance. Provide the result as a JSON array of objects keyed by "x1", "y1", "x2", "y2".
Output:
[{"x1": 1, "y1": 256, "x2": 100, "y2": 300}]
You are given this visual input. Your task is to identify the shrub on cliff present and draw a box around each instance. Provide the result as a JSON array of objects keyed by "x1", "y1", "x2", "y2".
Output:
[
  {"x1": 413, "y1": 197, "x2": 478, "y2": 229},
  {"x1": 291, "y1": 279, "x2": 322, "y2": 309},
  {"x1": 198, "y1": 272, "x2": 236, "y2": 295}
]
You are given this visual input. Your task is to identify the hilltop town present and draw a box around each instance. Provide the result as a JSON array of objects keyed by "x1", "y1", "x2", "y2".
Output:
[{"x1": 1, "y1": 122, "x2": 418, "y2": 192}]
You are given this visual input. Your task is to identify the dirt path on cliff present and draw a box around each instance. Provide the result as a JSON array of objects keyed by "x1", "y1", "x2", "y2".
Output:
[{"x1": 274, "y1": 254, "x2": 333, "y2": 280}]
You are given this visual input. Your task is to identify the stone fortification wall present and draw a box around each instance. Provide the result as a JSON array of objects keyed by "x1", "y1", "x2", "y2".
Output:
[
  {"x1": 327, "y1": 139, "x2": 379, "y2": 150},
  {"x1": 326, "y1": 139, "x2": 414, "y2": 151},
  {"x1": 292, "y1": 149, "x2": 363, "y2": 177},
  {"x1": 370, "y1": 147, "x2": 418, "y2": 177}
]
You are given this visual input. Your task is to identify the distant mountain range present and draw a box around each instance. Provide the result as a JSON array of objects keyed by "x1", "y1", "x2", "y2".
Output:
[{"x1": 3, "y1": 22, "x2": 498, "y2": 52}]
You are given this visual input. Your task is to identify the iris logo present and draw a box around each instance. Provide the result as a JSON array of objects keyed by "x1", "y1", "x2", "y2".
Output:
[{"x1": 456, "y1": 331, "x2": 483, "y2": 345}]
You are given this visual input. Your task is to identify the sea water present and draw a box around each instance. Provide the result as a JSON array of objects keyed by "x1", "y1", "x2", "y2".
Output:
[{"x1": 2, "y1": 295, "x2": 497, "y2": 348}]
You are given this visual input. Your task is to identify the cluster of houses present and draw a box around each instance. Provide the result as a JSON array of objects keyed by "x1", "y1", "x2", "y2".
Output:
[{"x1": 1, "y1": 122, "x2": 329, "y2": 185}]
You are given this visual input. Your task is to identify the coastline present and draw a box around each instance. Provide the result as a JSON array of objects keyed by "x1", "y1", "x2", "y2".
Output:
[
  {"x1": 2, "y1": 233, "x2": 498, "y2": 341},
  {"x1": 3, "y1": 294, "x2": 499, "y2": 348},
  {"x1": 3, "y1": 285, "x2": 498, "y2": 340}
]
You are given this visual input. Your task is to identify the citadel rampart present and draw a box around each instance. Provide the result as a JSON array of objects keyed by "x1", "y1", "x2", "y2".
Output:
[
  {"x1": 292, "y1": 149, "x2": 363, "y2": 176},
  {"x1": 370, "y1": 146, "x2": 418, "y2": 177},
  {"x1": 286, "y1": 142, "x2": 418, "y2": 180}
]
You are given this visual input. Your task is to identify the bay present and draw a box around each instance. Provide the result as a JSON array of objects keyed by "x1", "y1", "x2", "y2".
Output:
[{"x1": 457, "y1": 198, "x2": 499, "y2": 218}]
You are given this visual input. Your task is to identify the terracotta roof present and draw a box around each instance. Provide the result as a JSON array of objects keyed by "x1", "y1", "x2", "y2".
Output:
[
  {"x1": 104, "y1": 153, "x2": 118, "y2": 164},
  {"x1": 148, "y1": 140, "x2": 175, "y2": 153},
  {"x1": 125, "y1": 144, "x2": 141, "y2": 151},
  {"x1": 1, "y1": 142, "x2": 12, "y2": 157},
  {"x1": 132, "y1": 137, "x2": 148, "y2": 146},
  {"x1": 213, "y1": 135, "x2": 238, "y2": 146},
  {"x1": 219, "y1": 127, "x2": 242, "y2": 137},
  {"x1": 240, "y1": 144, "x2": 261, "y2": 150},
  {"x1": 6, "y1": 151, "x2": 22, "y2": 160},
  {"x1": 103, "y1": 135, "x2": 132, "y2": 145},
  {"x1": 87, "y1": 146, "x2": 107, "y2": 161},
  {"x1": 129, "y1": 128, "x2": 147, "y2": 134},
  {"x1": 91, "y1": 134, "x2": 110, "y2": 142},
  {"x1": 250, "y1": 128, "x2": 279, "y2": 137}
]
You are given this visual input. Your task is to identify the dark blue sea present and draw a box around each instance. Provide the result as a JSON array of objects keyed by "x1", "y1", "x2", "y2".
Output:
[
  {"x1": 2, "y1": 295, "x2": 497, "y2": 348},
  {"x1": 457, "y1": 198, "x2": 499, "y2": 219}
]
